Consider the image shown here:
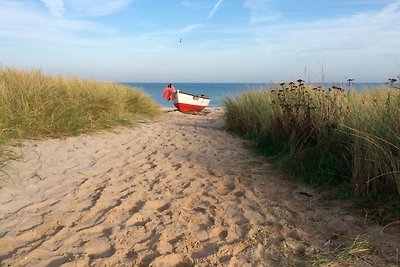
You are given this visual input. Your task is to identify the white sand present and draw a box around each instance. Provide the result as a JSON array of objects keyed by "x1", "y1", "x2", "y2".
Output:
[{"x1": 0, "y1": 109, "x2": 399, "y2": 266}]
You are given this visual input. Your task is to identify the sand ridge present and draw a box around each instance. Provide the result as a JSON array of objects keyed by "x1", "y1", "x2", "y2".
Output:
[{"x1": 0, "y1": 109, "x2": 399, "y2": 266}]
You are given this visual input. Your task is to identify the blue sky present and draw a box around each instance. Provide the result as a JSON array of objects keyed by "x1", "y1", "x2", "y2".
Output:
[{"x1": 0, "y1": 0, "x2": 399, "y2": 83}]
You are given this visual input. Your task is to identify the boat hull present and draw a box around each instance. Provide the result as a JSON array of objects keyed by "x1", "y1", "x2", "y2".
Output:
[{"x1": 172, "y1": 90, "x2": 210, "y2": 113}]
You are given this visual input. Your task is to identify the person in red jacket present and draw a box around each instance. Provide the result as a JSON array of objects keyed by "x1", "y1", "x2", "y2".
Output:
[{"x1": 163, "y1": 83, "x2": 177, "y2": 101}]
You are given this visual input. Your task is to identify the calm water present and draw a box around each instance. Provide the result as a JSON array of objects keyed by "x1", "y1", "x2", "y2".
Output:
[{"x1": 123, "y1": 82, "x2": 385, "y2": 108}]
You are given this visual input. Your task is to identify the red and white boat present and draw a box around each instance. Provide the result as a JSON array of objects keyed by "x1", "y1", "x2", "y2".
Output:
[
  {"x1": 172, "y1": 90, "x2": 211, "y2": 113},
  {"x1": 163, "y1": 85, "x2": 210, "y2": 113}
]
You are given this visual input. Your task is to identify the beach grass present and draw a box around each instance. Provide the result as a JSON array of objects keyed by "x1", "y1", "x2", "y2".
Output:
[
  {"x1": 224, "y1": 82, "x2": 400, "y2": 220},
  {"x1": 0, "y1": 67, "x2": 161, "y2": 162},
  {"x1": 310, "y1": 235, "x2": 373, "y2": 266}
]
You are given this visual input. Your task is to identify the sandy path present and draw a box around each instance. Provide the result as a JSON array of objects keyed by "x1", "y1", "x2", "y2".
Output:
[{"x1": 0, "y1": 109, "x2": 399, "y2": 266}]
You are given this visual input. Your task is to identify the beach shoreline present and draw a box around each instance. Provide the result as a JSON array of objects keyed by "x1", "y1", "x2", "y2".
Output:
[{"x1": 0, "y1": 109, "x2": 399, "y2": 266}]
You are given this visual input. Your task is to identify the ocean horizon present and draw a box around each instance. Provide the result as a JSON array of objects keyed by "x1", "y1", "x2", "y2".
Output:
[{"x1": 123, "y1": 82, "x2": 391, "y2": 108}]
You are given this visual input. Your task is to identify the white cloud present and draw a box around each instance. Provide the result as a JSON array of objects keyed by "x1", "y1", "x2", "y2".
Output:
[
  {"x1": 244, "y1": 0, "x2": 269, "y2": 9},
  {"x1": 243, "y1": 1, "x2": 400, "y2": 81},
  {"x1": 181, "y1": 0, "x2": 211, "y2": 11},
  {"x1": 0, "y1": 1, "x2": 116, "y2": 45},
  {"x1": 181, "y1": 0, "x2": 198, "y2": 8},
  {"x1": 251, "y1": 0, "x2": 400, "y2": 53},
  {"x1": 65, "y1": 0, "x2": 134, "y2": 17},
  {"x1": 244, "y1": 0, "x2": 280, "y2": 24},
  {"x1": 180, "y1": 23, "x2": 204, "y2": 33},
  {"x1": 40, "y1": 0, "x2": 65, "y2": 18},
  {"x1": 338, "y1": 0, "x2": 392, "y2": 6},
  {"x1": 208, "y1": 0, "x2": 223, "y2": 19}
]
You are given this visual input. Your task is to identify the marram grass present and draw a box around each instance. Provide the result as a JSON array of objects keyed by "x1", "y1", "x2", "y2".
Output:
[
  {"x1": 225, "y1": 83, "x2": 400, "y2": 219},
  {"x1": 0, "y1": 67, "x2": 161, "y2": 151},
  {"x1": 310, "y1": 235, "x2": 373, "y2": 266}
]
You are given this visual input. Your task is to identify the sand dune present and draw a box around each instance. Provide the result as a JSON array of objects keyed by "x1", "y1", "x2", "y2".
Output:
[{"x1": 0, "y1": 109, "x2": 399, "y2": 266}]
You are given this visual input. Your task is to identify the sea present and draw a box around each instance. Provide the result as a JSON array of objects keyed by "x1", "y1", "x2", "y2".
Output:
[{"x1": 123, "y1": 82, "x2": 387, "y2": 108}]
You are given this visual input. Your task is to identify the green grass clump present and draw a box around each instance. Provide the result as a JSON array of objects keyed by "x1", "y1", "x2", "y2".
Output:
[
  {"x1": 225, "y1": 82, "x2": 400, "y2": 220},
  {"x1": 310, "y1": 235, "x2": 373, "y2": 266},
  {"x1": 0, "y1": 67, "x2": 161, "y2": 165}
]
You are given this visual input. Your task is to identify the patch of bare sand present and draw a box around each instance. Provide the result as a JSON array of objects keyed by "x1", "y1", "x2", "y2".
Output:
[{"x1": 0, "y1": 109, "x2": 399, "y2": 266}]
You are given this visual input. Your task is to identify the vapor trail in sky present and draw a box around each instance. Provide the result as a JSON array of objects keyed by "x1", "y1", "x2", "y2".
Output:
[{"x1": 208, "y1": 0, "x2": 223, "y2": 19}]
